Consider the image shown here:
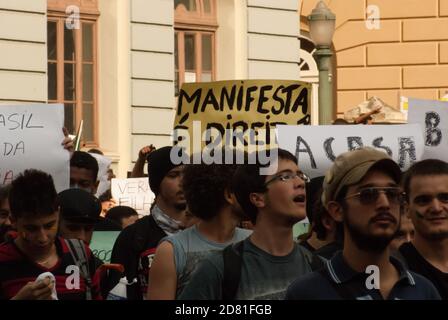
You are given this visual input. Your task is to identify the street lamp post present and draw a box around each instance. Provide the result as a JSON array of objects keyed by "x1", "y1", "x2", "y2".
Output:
[{"x1": 308, "y1": 1, "x2": 336, "y2": 125}]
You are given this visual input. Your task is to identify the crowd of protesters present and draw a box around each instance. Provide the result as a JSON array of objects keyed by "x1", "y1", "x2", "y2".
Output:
[{"x1": 0, "y1": 132, "x2": 447, "y2": 300}]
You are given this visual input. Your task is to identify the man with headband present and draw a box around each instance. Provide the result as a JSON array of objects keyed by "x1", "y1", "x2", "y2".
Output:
[{"x1": 400, "y1": 159, "x2": 448, "y2": 299}]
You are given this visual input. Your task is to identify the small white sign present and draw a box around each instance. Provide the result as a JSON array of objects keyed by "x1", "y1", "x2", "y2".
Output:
[{"x1": 111, "y1": 178, "x2": 155, "y2": 217}]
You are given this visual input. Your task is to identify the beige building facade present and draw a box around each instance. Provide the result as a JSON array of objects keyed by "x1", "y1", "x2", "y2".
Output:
[
  {"x1": 300, "y1": 0, "x2": 448, "y2": 117},
  {"x1": 2, "y1": 0, "x2": 445, "y2": 176},
  {"x1": 0, "y1": 0, "x2": 302, "y2": 177}
]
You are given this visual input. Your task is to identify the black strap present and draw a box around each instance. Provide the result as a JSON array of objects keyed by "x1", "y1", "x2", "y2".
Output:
[
  {"x1": 222, "y1": 240, "x2": 244, "y2": 300},
  {"x1": 65, "y1": 239, "x2": 93, "y2": 300},
  {"x1": 317, "y1": 268, "x2": 359, "y2": 300}
]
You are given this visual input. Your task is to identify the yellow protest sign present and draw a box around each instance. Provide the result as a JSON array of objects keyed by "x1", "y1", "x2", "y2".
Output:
[{"x1": 173, "y1": 80, "x2": 311, "y2": 153}]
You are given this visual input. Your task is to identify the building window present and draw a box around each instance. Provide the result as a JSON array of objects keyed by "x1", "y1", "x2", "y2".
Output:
[
  {"x1": 174, "y1": 0, "x2": 217, "y2": 95},
  {"x1": 47, "y1": 0, "x2": 99, "y2": 146}
]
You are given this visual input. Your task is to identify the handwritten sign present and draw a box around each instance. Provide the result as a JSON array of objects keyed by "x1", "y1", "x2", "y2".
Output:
[
  {"x1": 408, "y1": 98, "x2": 448, "y2": 161},
  {"x1": 111, "y1": 178, "x2": 155, "y2": 217},
  {"x1": 0, "y1": 104, "x2": 69, "y2": 192},
  {"x1": 173, "y1": 80, "x2": 311, "y2": 153},
  {"x1": 277, "y1": 124, "x2": 424, "y2": 178},
  {"x1": 90, "y1": 231, "x2": 120, "y2": 263}
]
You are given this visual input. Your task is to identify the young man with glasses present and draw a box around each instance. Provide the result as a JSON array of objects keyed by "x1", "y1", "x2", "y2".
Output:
[
  {"x1": 179, "y1": 148, "x2": 313, "y2": 300},
  {"x1": 399, "y1": 159, "x2": 448, "y2": 299},
  {"x1": 286, "y1": 147, "x2": 440, "y2": 300}
]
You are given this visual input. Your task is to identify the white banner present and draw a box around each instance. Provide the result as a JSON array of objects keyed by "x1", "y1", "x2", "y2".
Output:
[
  {"x1": 408, "y1": 98, "x2": 448, "y2": 161},
  {"x1": 111, "y1": 178, "x2": 155, "y2": 217},
  {"x1": 277, "y1": 124, "x2": 424, "y2": 178},
  {"x1": 0, "y1": 104, "x2": 69, "y2": 192}
]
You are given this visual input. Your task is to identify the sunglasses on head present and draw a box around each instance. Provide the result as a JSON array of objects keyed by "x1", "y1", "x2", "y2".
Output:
[{"x1": 344, "y1": 187, "x2": 405, "y2": 205}]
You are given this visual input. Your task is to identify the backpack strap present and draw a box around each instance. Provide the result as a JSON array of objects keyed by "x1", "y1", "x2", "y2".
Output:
[
  {"x1": 65, "y1": 239, "x2": 93, "y2": 300},
  {"x1": 222, "y1": 240, "x2": 244, "y2": 300}
]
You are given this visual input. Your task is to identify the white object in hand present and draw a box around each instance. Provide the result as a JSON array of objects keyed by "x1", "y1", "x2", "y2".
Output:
[{"x1": 35, "y1": 272, "x2": 58, "y2": 300}]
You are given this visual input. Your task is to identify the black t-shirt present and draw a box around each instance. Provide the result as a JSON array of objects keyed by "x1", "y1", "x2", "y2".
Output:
[
  {"x1": 107, "y1": 215, "x2": 166, "y2": 300},
  {"x1": 399, "y1": 242, "x2": 448, "y2": 300}
]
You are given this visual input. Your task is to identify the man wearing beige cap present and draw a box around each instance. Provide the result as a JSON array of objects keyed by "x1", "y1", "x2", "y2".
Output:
[{"x1": 286, "y1": 147, "x2": 440, "y2": 300}]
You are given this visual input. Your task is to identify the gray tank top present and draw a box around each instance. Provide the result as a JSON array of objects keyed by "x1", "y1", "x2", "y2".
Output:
[{"x1": 164, "y1": 225, "x2": 251, "y2": 297}]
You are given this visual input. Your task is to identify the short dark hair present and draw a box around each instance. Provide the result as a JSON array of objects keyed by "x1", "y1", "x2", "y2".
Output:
[
  {"x1": 232, "y1": 148, "x2": 298, "y2": 224},
  {"x1": 9, "y1": 170, "x2": 58, "y2": 219},
  {"x1": 403, "y1": 159, "x2": 448, "y2": 200},
  {"x1": 182, "y1": 159, "x2": 239, "y2": 221},
  {"x1": 105, "y1": 206, "x2": 138, "y2": 226},
  {"x1": 70, "y1": 151, "x2": 99, "y2": 182},
  {"x1": 87, "y1": 148, "x2": 104, "y2": 155}
]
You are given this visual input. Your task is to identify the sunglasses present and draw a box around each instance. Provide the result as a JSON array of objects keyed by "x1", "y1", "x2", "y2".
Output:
[
  {"x1": 264, "y1": 171, "x2": 310, "y2": 187},
  {"x1": 344, "y1": 187, "x2": 405, "y2": 205}
]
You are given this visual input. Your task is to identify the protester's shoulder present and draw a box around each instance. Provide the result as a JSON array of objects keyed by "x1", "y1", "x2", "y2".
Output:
[
  {"x1": 409, "y1": 271, "x2": 442, "y2": 298},
  {"x1": 286, "y1": 270, "x2": 329, "y2": 299},
  {"x1": 161, "y1": 226, "x2": 194, "y2": 247},
  {"x1": 122, "y1": 214, "x2": 153, "y2": 234},
  {"x1": 114, "y1": 215, "x2": 156, "y2": 243}
]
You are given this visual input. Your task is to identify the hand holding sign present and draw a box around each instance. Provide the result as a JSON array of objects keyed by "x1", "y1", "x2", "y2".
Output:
[
  {"x1": 173, "y1": 80, "x2": 312, "y2": 157},
  {"x1": 0, "y1": 104, "x2": 69, "y2": 192},
  {"x1": 62, "y1": 127, "x2": 74, "y2": 157}
]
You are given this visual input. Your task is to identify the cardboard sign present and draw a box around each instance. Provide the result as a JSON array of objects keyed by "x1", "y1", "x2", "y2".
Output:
[
  {"x1": 0, "y1": 104, "x2": 69, "y2": 192},
  {"x1": 111, "y1": 178, "x2": 155, "y2": 217},
  {"x1": 173, "y1": 80, "x2": 311, "y2": 153},
  {"x1": 407, "y1": 98, "x2": 448, "y2": 161},
  {"x1": 90, "y1": 231, "x2": 120, "y2": 263},
  {"x1": 277, "y1": 124, "x2": 424, "y2": 178}
]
